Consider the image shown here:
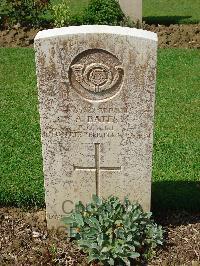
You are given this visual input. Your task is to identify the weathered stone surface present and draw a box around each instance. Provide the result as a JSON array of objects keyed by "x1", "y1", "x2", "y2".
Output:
[
  {"x1": 34, "y1": 25, "x2": 157, "y2": 229},
  {"x1": 119, "y1": 0, "x2": 142, "y2": 22}
]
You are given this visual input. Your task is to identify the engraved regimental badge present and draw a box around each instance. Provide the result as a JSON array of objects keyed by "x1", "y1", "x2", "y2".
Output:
[{"x1": 69, "y1": 49, "x2": 124, "y2": 101}]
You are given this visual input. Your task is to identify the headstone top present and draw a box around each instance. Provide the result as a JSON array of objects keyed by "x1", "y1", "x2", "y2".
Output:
[{"x1": 35, "y1": 25, "x2": 157, "y2": 42}]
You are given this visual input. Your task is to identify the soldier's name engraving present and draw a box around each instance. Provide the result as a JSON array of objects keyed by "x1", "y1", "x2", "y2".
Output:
[{"x1": 87, "y1": 115, "x2": 117, "y2": 123}]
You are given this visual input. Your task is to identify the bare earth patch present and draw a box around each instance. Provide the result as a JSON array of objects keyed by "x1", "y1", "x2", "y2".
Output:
[
  {"x1": 0, "y1": 24, "x2": 199, "y2": 49},
  {"x1": 0, "y1": 208, "x2": 199, "y2": 265},
  {"x1": 145, "y1": 24, "x2": 200, "y2": 48}
]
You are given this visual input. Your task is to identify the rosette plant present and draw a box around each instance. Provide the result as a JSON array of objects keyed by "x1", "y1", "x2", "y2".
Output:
[{"x1": 63, "y1": 195, "x2": 163, "y2": 265}]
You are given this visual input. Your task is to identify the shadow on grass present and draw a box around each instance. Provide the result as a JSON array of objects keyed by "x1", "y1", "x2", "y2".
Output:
[
  {"x1": 152, "y1": 181, "x2": 200, "y2": 214},
  {"x1": 143, "y1": 15, "x2": 195, "y2": 25}
]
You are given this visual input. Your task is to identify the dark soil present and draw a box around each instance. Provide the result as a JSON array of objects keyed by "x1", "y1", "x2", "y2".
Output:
[
  {"x1": 0, "y1": 24, "x2": 200, "y2": 49},
  {"x1": 145, "y1": 24, "x2": 200, "y2": 48},
  {"x1": 0, "y1": 208, "x2": 199, "y2": 266},
  {"x1": 0, "y1": 208, "x2": 88, "y2": 266}
]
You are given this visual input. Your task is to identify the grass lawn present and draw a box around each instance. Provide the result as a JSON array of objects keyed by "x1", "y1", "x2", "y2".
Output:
[
  {"x1": 143, "y1": 0, "x2": 200, "y2": 24},
  {"x1": 51, "y1": 0, "x2": 200, "y2": 24},
  {"x1": 0, "y1": 48, "x2": 199, "y2": 212},
  {"x1": 0, "y1": 49, "x2": 43, "y2": 207},
  {"x1": 152, "y1": 49, "x2": 200, "y2": 211}
]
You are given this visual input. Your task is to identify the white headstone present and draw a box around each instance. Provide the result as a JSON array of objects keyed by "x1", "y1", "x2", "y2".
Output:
[
  {"x1": 119, "y1": 0, "x2": 142, "y2": 22},
  {"x1": 34, "y1": 25, "x2": 157, "y2": 229}
]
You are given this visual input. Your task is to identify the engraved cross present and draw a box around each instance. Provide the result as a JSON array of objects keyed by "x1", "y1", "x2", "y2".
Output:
[{"x1": 74, "y1": 143, "x2": 121, "y2": 196}]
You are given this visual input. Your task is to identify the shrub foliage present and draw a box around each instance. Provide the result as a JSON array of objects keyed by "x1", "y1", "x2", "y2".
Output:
[
  {"x1": 0, "y1": 0, "x2": 132, "y2": 28},
  {"x1": 83, "y1": 0, "x2": 125, "y2": 25},
  {"x1": 1, "y1": 0, "x2": 50, "y2": 27},
  {"x1": 63, "y1": 195, "x2": 163, "y2": 265},
  {"x1": 51, "y1": 0, "x2": 71, "y2": 28}
]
